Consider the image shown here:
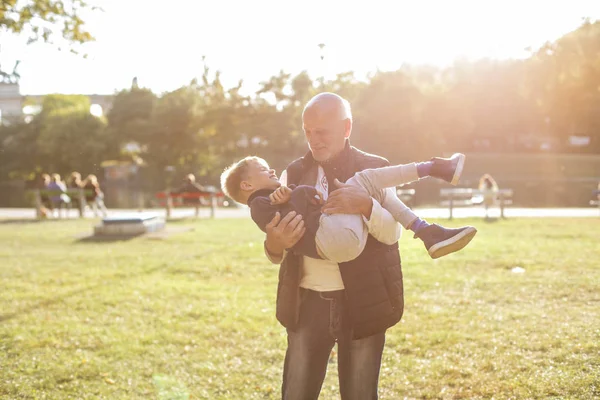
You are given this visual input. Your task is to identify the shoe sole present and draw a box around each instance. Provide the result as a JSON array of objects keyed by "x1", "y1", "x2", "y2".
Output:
[
  {"x1": 428, "y1": 226, "x2": 477, "y2": 259},
  {"x1": 450, "y1": 153, "x2": 466, "y2": 186}
]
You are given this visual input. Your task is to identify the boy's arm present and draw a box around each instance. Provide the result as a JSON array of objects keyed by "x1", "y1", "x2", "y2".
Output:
[{"x1": 250, "y1": 197, "x2": 280, "y2": 233}]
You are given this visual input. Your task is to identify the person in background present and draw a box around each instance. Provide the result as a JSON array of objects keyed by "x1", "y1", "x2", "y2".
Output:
[
  {"x1": 478, "y1": 173, "x2": 499, "y2": 192},
  {"x1": 83, "y1": 174, "x2": 108, "y2": 217},
  {"x1": 47, "y1": 174, "x2": 70, "y2": 218},
  {"x1": 37, "y1": 173, "x2": 52, "y2": 218},
  {"x1": 172, "y1": 173, "x2": 215, "y2": 206},
  {"x1": 477, "y1": 173, "x2": 499, "y2": 217},
  {"x1": 67, "y1": 172, "x2": 84, "y2": 216}
]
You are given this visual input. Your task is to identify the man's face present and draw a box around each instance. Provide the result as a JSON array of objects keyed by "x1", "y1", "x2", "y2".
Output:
[
  {"x1": 243, "y1": 159, "x2": 281, "y2": 192},
  {"x1": 302, "y1": 107, "x2": 350, "y2": 162}
]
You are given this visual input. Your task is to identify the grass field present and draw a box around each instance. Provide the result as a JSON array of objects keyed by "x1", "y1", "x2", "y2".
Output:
[{"x1": 0, "y1": 217, "x2": 599, "y2": 399}]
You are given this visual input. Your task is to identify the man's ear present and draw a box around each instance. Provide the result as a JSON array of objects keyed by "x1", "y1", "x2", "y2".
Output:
[
  {"x1": 343, "y1": 119, "x2": 352, "y2": 139},
  {"x1": 240, "y1": 180, "x2": 252, "y2": 191}
]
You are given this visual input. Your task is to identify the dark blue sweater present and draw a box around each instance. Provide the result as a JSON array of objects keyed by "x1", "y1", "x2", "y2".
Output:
[{"x1": 248, "y1": 185, "x2": 322, "y2": 259}]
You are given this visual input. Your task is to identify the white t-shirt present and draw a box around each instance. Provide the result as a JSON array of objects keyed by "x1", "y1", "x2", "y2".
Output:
[{"x1": 295, "y1": 167, "x2": 346, "y2": 291}]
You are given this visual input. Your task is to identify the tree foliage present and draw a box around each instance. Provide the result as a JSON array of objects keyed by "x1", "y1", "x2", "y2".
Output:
[
  {"x1": 2, "y1": 20, "x2": 600, "y2": 189},
  {"x1": 0, "y1": 0, "x2": 96, "y2": 45}
]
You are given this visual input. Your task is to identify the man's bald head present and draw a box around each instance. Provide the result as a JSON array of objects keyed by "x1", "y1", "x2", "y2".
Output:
[
  {"x1": 302, "y1": 93, "x2": 353, "y2": 162},
  {"x1": 303, "y1": 92, "x2": 352, "y2": 122}
]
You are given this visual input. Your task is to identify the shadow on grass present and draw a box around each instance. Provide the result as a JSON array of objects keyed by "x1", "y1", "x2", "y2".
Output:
[
  {"x1": 165, "y1": 217, "x2": 211, "y2": 224},
  {"x1": 74, "y1": 233, "x2": 144, "y2": 243},
  {"x1": 483, "y1": 217, "x2": 502, "y2": 223},
  {"x1": 0, "y1": 243, "x2": 219, "y2": 324},
  {"x1": 0, "y1": 261, "x2": 184, "y2": 323},
  {"x1": 0, "y1": 219, "x2": 42, "y2": 225},
  {"x1": 0, "y1": 218, "x2": 81, "y2": 225},
  {"x1": 73, "y1": 226, "x2": 194, "y2": 244}
]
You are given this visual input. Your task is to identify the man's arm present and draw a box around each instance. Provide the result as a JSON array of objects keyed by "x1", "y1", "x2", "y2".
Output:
[
  {"x1": 263, "y1": 169, "x2": 304, "y2": 263},
  {"x1": 322, "y1": 181, "x2": 401, "y2": 245}
]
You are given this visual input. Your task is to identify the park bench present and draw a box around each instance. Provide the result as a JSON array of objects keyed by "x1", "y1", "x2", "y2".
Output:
[
  {"x1": 396, "y1": 188, "x2": 416, "y2": 207},
  {"x1": 155, "y1": 191, "x2": 225, "y2": 218},
  {"x1": 440, "y1": 188, "x2": 514, "y2": 219},
  {"x1": 28, "y1": 188, "x2": 95, "y2": 219}
]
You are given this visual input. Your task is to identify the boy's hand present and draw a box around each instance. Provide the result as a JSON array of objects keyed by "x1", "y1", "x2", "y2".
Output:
[
  {"x1": 309, "y1": 190, "x2": 325, "y2": 206},
  {"x1": 270, "y1": 185, "x2": 292, "y2": 205}
]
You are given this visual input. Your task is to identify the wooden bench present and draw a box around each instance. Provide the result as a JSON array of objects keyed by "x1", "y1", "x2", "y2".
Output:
[
  {"x1": 28, "y1": 189, "x2": 94, "y2": 219},
  {"x1": 155, "y1": 191, "x2": 225, "y2": 218},
  {"x1": 440, "y1": 188, "x2": 514, "y2": 219},
  {"x1": 396, "y1": 188, "x2": 416, "y2": 207}
]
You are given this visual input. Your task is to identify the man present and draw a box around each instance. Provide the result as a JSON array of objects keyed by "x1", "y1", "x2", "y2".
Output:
[
  {"x1": 264, "y1": 93, "x2": 412, "y2": 399},
  {"x1": 172, "y1": 174, "x2": 214, "y2": 206}
]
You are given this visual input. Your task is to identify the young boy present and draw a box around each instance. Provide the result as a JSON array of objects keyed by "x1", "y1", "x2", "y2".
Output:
[{"x1": 221, "y1": 153, "x2": 477, "y2": 262}]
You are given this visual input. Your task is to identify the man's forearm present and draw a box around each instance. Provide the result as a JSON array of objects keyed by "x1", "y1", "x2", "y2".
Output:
[
  {"x1": 265, "y1": 237, "x2": 285, "y2": 258},
  {"x1": 264, "y1": 240, "x2": 286, "y2": 264}
]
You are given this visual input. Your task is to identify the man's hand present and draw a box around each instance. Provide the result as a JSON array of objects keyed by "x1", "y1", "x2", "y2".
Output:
[
  {"x1": 265, "y1": 211, "x2": 305, "y2": 257},
  {"x1": 269, "y1": 185, "x2": 292, "y2": 205},
  {"x1": 321, "y1": 179, "x2": 373, "y2": 219}
]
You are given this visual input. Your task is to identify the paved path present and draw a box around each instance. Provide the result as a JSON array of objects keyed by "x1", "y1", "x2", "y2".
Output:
[{"x1": 0, "y1": 206, "x2": 598, "y2": 220}]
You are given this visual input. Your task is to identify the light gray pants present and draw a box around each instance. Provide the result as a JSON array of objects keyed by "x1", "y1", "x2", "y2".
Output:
[{"x1": 315, "y1": 163, "x2": 420, "y2": 263}]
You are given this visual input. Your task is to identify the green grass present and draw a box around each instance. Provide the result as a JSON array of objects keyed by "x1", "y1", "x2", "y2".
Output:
[{"x1": 0, "y1": 217, "x2": 599, "y2": 399}]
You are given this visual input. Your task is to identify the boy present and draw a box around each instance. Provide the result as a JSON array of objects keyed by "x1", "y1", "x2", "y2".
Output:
[{"x1": 221, "y1": 153, "x2": 477, "y2": 262}]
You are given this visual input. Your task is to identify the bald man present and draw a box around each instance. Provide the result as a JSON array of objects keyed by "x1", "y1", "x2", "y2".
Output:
[{"x1": 263, "y1": 93, "x2": 469, "y2": 399}]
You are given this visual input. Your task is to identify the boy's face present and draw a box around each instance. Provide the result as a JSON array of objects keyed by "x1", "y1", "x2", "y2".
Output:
[{"x1": 242, "y1": 159, "x2": 281, "y2": 193}]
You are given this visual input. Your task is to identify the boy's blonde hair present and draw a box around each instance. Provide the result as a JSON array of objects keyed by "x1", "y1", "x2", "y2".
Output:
[{"x1": 220, "y1": 156, "x2": 266, "y2": 205}]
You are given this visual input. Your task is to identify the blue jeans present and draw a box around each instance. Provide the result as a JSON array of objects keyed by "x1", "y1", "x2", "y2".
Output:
[{"x1": 282, "y1": 289, "x2": 386, "y2": 400}]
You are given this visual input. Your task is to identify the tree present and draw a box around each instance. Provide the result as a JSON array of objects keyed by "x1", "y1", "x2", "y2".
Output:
[
  {"x1": 525, "y1": 20, "x2": 600, "y2": 152},
  {"x1": 0, "y1": 0, "x2": 96, "y2": 45},
  {"x1": 0, "y1": 0, "x2": 99, "y2": 80},
  {"x1": 105, "y1": 86, "x2": 157, "y2": 156},
  {"x1": 35, "y1": 95, "x2": 109, "y2": 173},
  {"x1": 352, "y1": 70, "x2": 426, "y2": 162},
  {"x1": 0, "y1": 95, "x2": 110, "y2": 179}
]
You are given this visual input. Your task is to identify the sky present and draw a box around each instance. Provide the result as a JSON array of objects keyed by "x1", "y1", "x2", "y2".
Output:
[{"x1": 1, "y1": 0, "x2": 599, "y2": 96}]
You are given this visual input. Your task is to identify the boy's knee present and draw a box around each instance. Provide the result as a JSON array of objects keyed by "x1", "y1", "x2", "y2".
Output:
[
  {"x1": 318, "y1": 229, "x2": 363, "y2": 263},
  {"x1": 316, "y1": 215, "x2": 366, "y2": 263}
]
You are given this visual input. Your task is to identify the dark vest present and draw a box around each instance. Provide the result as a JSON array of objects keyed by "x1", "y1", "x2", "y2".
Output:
[{"x1": 276, "y1": 142, "x2": 404, "y2": 339}]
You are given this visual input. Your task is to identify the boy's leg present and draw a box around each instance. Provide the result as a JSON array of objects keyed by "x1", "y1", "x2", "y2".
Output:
[
  {"x1": 287, "y1": 207, "x2": 367, "y2": 263},
  {"x1": 349, "y1": 171, "x2": 419, "y2": 229},
  {"x1": 355, "y1": 153, "x2": 466, "y2": 191},
  {"x1": 350, "y1": 171, "x2": 477, "y2": 259},
  {"x1": 315, "y1": 213, "x2": 368, "y2": 263},
  {"x1": 355, "y1": 163, "x2": 420, "y2": 195},
  {"x1": 418, "y1": 153, "x2": 465, "y2": 185}
]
